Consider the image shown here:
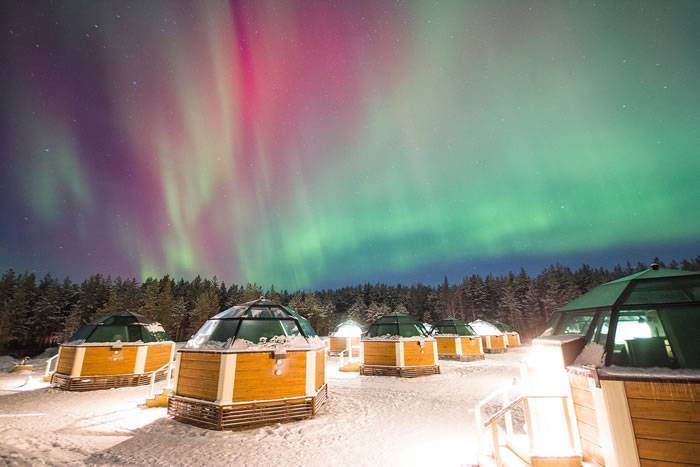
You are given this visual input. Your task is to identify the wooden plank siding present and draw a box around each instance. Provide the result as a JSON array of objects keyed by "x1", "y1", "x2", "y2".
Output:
[
  {"x1": 461, "y1": 337, "x2": 482, "y2": 355},
  {"x1": 233, "y1": 351, "x2": 307, "y2": 402},
  {"x1": 625, "y1": 380, "x2": 700, "y2": 465},
  {"x1": 176, "y1": 351, "x2": 220, "y2": 402},
  {"x1": 568, "y1": 372, "x2": 603, "y2": 465},
  {"x1": 315, "y1": 349, "x2": 325, "y2": 391},
  {"x1": 56, "y1": 346, "x2": 75, "y2": 374},
  {"x1": 436, "y1": 337, "x2": 457, "y2": 355},
  {"x1": 362, "y1": 341, "x2": 396, "y2": 366},
  {"x1": 403, "y1": 341, "x2": 436, "y2": 367},
  {"x1": 81, "y1": 346, "x2": 138, "y2": 376},
  {"x1": 144, "y1": 343, "x2": 173, "y2": 372}
]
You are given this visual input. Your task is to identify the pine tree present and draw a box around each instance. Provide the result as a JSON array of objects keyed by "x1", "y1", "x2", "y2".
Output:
[
  {"x1": 365, "y1": 302, "x2": 384, "y2": 324},
  {"x1": 346, "y1": 296, "x2": 367, "y2": 324}
]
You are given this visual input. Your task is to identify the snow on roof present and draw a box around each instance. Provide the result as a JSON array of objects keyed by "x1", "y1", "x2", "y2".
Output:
[
  {"x1": 598, "y1": 365, "x2": 700, "y2": 382},
  {"x1": 469, "y1": 319, "x2": 503, "y2": 336}
]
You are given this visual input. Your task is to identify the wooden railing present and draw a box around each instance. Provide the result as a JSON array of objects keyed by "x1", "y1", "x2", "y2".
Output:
[{"x1": 475, "y1": 383, "x2": 576, "y2": 466}]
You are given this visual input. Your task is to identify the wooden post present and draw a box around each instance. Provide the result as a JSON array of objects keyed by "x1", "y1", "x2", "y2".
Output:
[{"x1": 216, "y1": 353, "x2": 237, "y2": 404}]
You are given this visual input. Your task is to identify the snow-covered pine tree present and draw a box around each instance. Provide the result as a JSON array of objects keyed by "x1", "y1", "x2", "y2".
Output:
[
  {"x1": 365, "y1": 302, "x2": 384, "y2": 324},
  {"x1": 346, "y1": 296, "x2": 367, "y2": 324}
]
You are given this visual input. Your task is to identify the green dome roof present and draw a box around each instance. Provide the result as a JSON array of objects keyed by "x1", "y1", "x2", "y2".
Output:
[
  {"x1": 432, "y1": 317, "x2": 476, "y2": 336},
  {"x1": 561, "y1": 267, "x2": 700, "y2": 311},
  {"x1": 366, "y1": 312, "x2": 429, "y2": 338}
]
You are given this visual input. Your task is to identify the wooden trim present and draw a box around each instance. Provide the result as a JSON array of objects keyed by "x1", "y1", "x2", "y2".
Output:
[
  {"x1": 625, "y1": 381, "x2": 700, "y2": 402},
  {"x1": 395, "y1": 342, "x2": 404, "y2": 367},
  {"x1": 172, "y1": 352, "x2": 182, "y2": 393},
  {"x1": 454, "y1": 337, "x2": 462, "y2": 355},
  {"x1": 305, "y1": 350, "x2": 316, "y2": 396},
  {"x1": 134, "y1": 345, "x2": 147, "y2": 374},
  {"x1": 600, "y1": 379, "x2": 640, "y2": 466},
  {"x1": 71, "y1": 346, "x2": 85, "y2": 377},
  {"x1": 216, "y1": 353, "x2": 236, "y2": 404}
]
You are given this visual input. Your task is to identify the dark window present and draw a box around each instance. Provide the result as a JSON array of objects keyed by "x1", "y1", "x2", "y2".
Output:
[
  {"x1": 609, "y1": 310, "x2": 676, "y2": 368},
  {"x1": 554, "y1": 311, "x2": 596, "y2": 336}
]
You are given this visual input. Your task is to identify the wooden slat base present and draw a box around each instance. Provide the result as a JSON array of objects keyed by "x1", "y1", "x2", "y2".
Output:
[
  {"x1": 168, "y1": 384, "x2": 329, "y2": 431},
  {"x1": 485, "y1": 348, "x2": 507, "y2": 354},
  {"x1": 51, "y1": 368, "x2": 167, "y2": 391},
  {"x1": 438, "y1": 354, "x2": 485, "y2": 362},
  {"x1": 360, "y1": 365, "x2": 440, "y2": 378}
]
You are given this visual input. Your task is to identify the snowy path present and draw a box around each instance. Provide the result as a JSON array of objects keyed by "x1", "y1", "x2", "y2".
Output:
[{"x1": 0, "y1": 347, "x2": 529, "y2": 467}]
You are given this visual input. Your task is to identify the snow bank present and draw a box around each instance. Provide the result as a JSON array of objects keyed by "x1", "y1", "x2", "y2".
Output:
[{"x1": 0, "y1": 356, "x2": 18, "y2": 372}]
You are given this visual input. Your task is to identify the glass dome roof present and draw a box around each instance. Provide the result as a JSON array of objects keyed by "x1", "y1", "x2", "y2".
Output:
[
  {"x1": 187, "y1": 298, "x2": 317, "y2": 349},
  {"x1": 67, "y1": 312, "x2": 170, "y2": 343},
  {"x1": 432, "y1": 317, "x2": 476, "y2": 336},
  {"x1": 366, "y1": 312, "x2": 429, "y2": 338}
]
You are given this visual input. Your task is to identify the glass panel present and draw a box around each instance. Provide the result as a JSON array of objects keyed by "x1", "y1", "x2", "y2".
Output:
[
  {"x1": 211, "y1": 306, "x2": 246, "y2": 319},
  {"x1": 657, "y1": 306, "x2": 700, "y2": 369},
  {"x1": 398, "y1": 324, "x2": 425, "y2": 337},
  {"x1": 207, "y1": 320, "x2": 240, "y2": 343},
  {"x1": 127, "y1": 325, "x2": 144, "y2": 342},
  {"x1": 609, "y1": 310, "x2": 676, "y2": 368},
  {"x1": 236, "y1": 320, "x2": 289, "y2": 343},
  {"x1": 368, "y1": 324, "x2": 398, "y2": 337},
  {"x1": 623, "y1": 276, "x2": 700, "y2": 306},
  {"x1": 553, "y1": 311, "x2": 596, "y2": 336},
  {"x1": 87, "y1": 325, "x2": 130, "y2": 342},
  {"x1": 68, "y1": 325, "x2": 96, "y2": 342},
  {"x1": 591, "y1": 311, "x2": 611, "y2": 346},
  {"x1": 540, "y1": 312, "x2": 561, "y2": 336}
]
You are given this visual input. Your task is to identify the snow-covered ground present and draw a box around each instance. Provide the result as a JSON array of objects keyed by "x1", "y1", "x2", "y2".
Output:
[{"x1": 0, "y1": 346, "x2": 529, "y2": 467}]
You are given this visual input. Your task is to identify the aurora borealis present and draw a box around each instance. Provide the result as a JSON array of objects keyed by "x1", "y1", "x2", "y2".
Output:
[{"x1": 1, "y1": 1, "x2": 699, "y2": 289}]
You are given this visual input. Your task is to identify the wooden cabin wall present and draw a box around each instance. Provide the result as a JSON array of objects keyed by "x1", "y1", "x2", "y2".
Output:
[
  {"x1": 56, "y1": 346, "x2": 75, "y2": 375},
  {"x1": 436, "y1": 337, "x2": 457, "y2": 355},
  {"x1": 144, "y1": 343, "x2": 173, "y2": 372},
  {"x1": 315, "y1": 349, "x2": 325, "y2": 390},
  {"x1": 403, "y1": 341, "x2": 436, "y2": 366},
  {"x1": 363, "y1": 342, "x2": 396, "y2": 366},
  {"x1": 81, "y1": 346, "x2": 138, "y2": 376},
  {"x1": 233, "y1": 351, "x2": 307, "y2": 402},
  {"x1": 625, "y1": 381, "x2": 700, "y2": 466},
  {"x1": 569, "y1": 373, "x2": 605, "y2": 465},
  {"x1": 176, "y1": 352, "x2": 220, "y2": 402},
  {"x1": 460, "y1": 337, "x2": 482, "y2": 355}
]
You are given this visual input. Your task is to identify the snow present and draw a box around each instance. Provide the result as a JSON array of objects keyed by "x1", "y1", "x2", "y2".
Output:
[
  {"x1": 469, "y1": 320, "x2": 503, "y2": 336},
  {"x1": 573, "y1": 342, "x2": 605, "y2": 367},
  {"x1": 598, "y1": 365, "x2": 700, "y2": 382},
  {"x1": 362, "y1": 335, "x2": 434, "y2": 341},
  {"x1": 0, "y1": 346, "x2": 529, "y2": 466},
  {"x1": 186, "y1": 336, "x2": 325, "y2": 352}
]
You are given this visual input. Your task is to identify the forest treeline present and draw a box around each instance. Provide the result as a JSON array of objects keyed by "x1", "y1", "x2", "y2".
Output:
[{"x1": 1, "y1": 256, "x2": 698, "y2": 355}]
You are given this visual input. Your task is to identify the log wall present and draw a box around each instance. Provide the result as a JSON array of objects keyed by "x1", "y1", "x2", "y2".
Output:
[
  {"x1": 461, "y1": 336, "x2": 483, "y2": 355},
  {"x1": 56, "y1": 346, "x2": 76, "y2": 375}
]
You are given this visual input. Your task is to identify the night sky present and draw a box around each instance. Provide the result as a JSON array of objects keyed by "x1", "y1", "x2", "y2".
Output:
[{"x1": 1, "y1": 1, "x2": 699, "y2": 289}]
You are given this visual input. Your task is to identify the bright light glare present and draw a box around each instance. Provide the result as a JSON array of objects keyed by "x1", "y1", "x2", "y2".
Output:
[{"x1": 334, "y1": 324, "x2": 362, "y2": 337}]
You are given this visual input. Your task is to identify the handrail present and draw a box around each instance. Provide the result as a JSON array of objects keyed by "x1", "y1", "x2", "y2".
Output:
[
  {"x1": 44, "y1": 354, "x2": 58, "y2": 377},
  {"x1": 148, "y1": 361, "x2": 175, "y2": 399}
]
